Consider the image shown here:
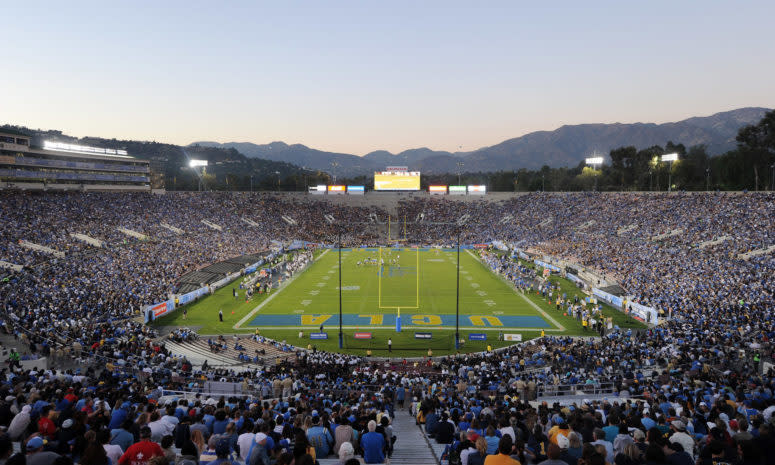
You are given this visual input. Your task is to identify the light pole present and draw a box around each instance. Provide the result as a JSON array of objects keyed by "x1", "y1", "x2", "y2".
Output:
[
  {"x1": 455, "y1": 230, "x2": 460, "y2": 350},
  {"x1": 771, "y1": 163, "x2": 775, "y2": 191},
  {"x1": 188, "y1": 160, "x2": 208, "y2": 191},
  {"x1": 705, "y1": 168, "x2": 710, "y2": 191},
  {"x1": 250, "y1": 175, "x2": 253, "y2": 192},
  {"x1": 541, "y1": 173, "x2": 545, "y2": 192},
  {"x1": 661, "y1": 153, "x2": 678, "y2": 192},
  {"x1": 456, "y1": 162, "x2": 464, "y2": 185},
  {"x1": 331, "y1": 162, "x2": 339, "y2": 184},
  {"x1": 275, "y1": 171, "x2": 280, "y2": 191},
  {"x1": 585, "y1": 156, "x2": 603, "y2": 192},
  {"x1": 338, "y1": 229, "x2": 343, "y2": 349}
]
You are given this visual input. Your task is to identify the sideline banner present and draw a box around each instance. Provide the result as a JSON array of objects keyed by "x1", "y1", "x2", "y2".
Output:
[
  {"x1": 566, "y1": 273, "x2": 584, "y2": 285},
  {"x1": 625, "y1": 300, "x2": 659, "y2": 324},
  {"x1": 144, "y1": 299, "x2": 174, "y2": 322},
  {"x1": 178, "y1": 287, "x2": 209, "y2": 306},
  {"x1": 593, "y1": 288, "x2": 623, "y2": 308},
  {"x1": 503, "y1": 334, "x2": 522, "y2": 342},
  {"x1": 534, "y1": 259, "x2": 561, "y2": 272}
]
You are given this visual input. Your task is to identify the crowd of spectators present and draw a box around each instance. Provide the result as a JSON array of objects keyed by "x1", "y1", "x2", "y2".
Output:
[{"x1": 0, "y1": 190, "x2": 773, "y2": 465}]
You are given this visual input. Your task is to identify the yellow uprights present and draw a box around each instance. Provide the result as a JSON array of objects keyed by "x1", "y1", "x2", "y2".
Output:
[
  {"x1": 416, "y1": 244, "x2": 420, "y2": 307},
  {"x1": 378, "y1": 246, "x2": 382, "y2": 308}
]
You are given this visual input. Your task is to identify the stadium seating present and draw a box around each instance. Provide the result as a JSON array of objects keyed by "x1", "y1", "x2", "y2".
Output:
[{"x1": 0, "y1": 190, "x2": 772, "y2": 465}]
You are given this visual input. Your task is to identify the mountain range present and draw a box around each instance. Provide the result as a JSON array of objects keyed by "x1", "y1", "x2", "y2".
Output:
[{"x1": 193, "y1": 107, "x2": 769, "y2": 177}]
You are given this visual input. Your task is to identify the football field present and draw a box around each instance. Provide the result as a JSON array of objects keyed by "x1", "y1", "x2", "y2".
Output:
[
  {"x1": 236, "y1": 247, "x2": 561, "y2": 333},
  {"x1": 152, "y1": 248, "x2": 645, "y2": 355}
]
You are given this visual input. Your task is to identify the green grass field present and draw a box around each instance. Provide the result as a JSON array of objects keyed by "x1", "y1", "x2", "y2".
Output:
[{"x1": 152, "y1": 247, "x2": 645, "y2": 356}]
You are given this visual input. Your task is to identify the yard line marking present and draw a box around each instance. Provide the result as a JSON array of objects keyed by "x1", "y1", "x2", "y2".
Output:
[
  {"x1": 236, "y1": 325, "x2": 564, "y2": 332},
  {"x1": 464, "y1": 249, "x2": 565, "y2": 332},
  {"x1": 233, "y1": 249, "x2": 330, "y2": 329},
  {"x1": 300, "y1": 300, "x2": 312, "y2": 306}
]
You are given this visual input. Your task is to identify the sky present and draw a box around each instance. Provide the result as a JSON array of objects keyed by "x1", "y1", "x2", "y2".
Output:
[{"x1": 2, "y1": 1, "x2": 774, "y2": 156}]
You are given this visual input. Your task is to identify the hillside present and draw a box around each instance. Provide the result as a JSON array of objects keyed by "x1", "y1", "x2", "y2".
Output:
[
  {"x1": 0, "y1": 125, "x2": 314, "y2": 191},
  {"x1": 195, "y1": 107, "x2": 769, "y2": 174}
]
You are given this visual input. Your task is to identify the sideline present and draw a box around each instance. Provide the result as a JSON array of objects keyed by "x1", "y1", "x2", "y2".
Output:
[
  {"x1": 465, "y1": 249, "x2": 566, "y2": 332},
  {"x1": 233, "y1": 249, "x2": 330, "y2": 329}
]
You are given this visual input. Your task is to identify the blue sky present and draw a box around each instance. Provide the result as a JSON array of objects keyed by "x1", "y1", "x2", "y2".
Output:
[{"x1": 2, "y1": 1, "x2": 773, "y2": 155}]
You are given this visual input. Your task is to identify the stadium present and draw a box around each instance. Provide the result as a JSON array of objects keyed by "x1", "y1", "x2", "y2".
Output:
[
  {"x1": 2, "y1": 3, "x2": 775, "y2": 465},
  {"x1": 1, "y1": 150, "x2": 773, "y2": 464}
]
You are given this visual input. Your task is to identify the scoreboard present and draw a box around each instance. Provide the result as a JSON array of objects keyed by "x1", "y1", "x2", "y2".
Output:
[{"x1": 374, "y1": 166, "x2": 420, "y2": 191}]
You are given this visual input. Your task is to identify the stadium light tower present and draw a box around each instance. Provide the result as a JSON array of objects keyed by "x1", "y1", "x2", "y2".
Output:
[
  {"x1": 275, "y1": 171, "x2": 281, "y2": 191},
  {"x1": 331, "y1": 162, "x2": 339, "y2": 184},
  {"x1": 188, "y1": 160, "x2": 208, "y2": 191},
  {"x1": 585, "y1": 156, "x2": 604, "y2": 191},
  {"x1": 338, "y1": 229, "x2": 343, "y2": 349},
  {"x1": 456, "y1": 161, "x2": 464, "y2": 185},
  {"x1": 661, "y1": 153, "x2": 678, "y2": 192}
]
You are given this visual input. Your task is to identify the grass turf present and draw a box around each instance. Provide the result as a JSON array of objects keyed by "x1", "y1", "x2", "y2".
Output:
[{"x1": 152, "y1": 248, "x2": 645, "y2": 356}]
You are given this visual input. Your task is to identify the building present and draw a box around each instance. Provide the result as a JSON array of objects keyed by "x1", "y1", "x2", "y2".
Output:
[{"x1": 0, "y1": 129, "x2": 150, "y2": 191}]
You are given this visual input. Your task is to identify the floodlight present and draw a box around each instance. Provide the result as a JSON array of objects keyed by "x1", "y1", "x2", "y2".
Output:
[
  {"x1": 189, "y1": 160, "x2": 208, "y2": 167},
  {"x1": 44, "y1": 140, "x2": 131, "y2": 158},
  {"x1": 661, "y1": 153, "x2": 678, "y2": 162},
  {"x1": 585, "y1": 157, "x2": 604, "y2": 165}
]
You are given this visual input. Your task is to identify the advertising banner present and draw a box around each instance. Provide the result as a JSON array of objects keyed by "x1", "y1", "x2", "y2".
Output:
[
  {"x1": 327, "y1": 185, "x2": 345, "y2": 194},
  {"x1": 414, "y1": 332, "x2": 433, "y2": 339},
  {"x1": 503, "y1": 334, "x2": 522, "y2": 342},
  {"x1": 178, "y1": 287, "x2": 209, "y2": 306},
  {"x1": 144, "y1": 299, "x2": 174, "y2": 322},
  {"x1": 566, "y1": 273, "x2": 584, "y2": 285},
  {"x1": 211, "y1": 272, "x2": 241, "y2": 291},
  {"x1": 310, "y1": 332, "x2": 328, "y2": 339},
  {"x1": 449, "y1": 185, "x2": 467, "y2": 195},
  {"x1": 626, "y1": 301, "x2": 659, "y2": 324},
  {"x1": 354, "y1": 332, "x2": 373, "y2": 339},
  {"x1": 467, "y1": 185, "x2": 486, "y2": 195},
  {"x1": 347, "y1": 185, "x2": 364, "y2": 195},
  {"x1": 468, "y1": 333, "x2": 487, "y2": 341},
  {"x1": 244, "y1": 259, "x2": 264, "y2": 274},
  {"x1": 491, "y1": 240, "x2": 508, "y2": 251},
  {"x1": 534, "y1": 259, "x2": 561, "y2": 272},
  {"x1": 429, "y1": 185, "x2": 447, "y2": 195},
  {"x1": 593, "y1": 288, "x2": 624, "y2": 308}
]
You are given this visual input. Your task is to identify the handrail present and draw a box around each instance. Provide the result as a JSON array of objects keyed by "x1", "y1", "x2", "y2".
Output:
[{"x1": 537, "y1": 381, "x2": 617, "y2": 398}]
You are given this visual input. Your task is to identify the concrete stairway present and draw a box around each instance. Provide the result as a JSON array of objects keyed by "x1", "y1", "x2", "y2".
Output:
[{"x1": 390, "y1": 408, "x2": 439, "y2": 465}]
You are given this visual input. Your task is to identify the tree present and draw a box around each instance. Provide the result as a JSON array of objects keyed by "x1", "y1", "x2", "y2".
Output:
[{"x1": 736, "y1": 110, "x2": 775, "y2": 190}]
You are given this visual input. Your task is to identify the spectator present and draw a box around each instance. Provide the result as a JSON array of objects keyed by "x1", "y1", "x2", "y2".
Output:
[{"x1": 360, "y1": 421, "x2": 385, "y2": 464}]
